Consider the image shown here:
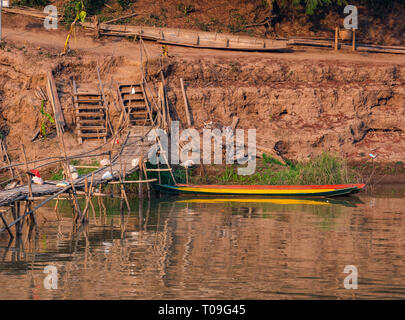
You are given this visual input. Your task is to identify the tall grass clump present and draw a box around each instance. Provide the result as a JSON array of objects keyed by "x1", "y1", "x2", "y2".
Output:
[
  {"x1": 217, "y1": 152, "x2": 359, "y2": 185},
  {"x1": 292, "y1": 152, "x2": 354, "y2": 185}
]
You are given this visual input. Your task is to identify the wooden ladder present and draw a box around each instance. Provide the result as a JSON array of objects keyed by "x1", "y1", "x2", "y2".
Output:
[
  {"x1": 117, "y1": 83, "x2": 153, "y2": 127},
  {"x1": 73, "y1": 81, "x2": 108, "y2": 144}
]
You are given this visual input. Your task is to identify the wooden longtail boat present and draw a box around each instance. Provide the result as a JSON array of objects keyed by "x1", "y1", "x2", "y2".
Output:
[{"x1": 154, "y1": 183, "x2": 365, "y2": 197}]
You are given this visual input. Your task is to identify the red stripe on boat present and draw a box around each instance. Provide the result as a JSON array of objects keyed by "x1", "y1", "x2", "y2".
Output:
[{"x1": 175, "y1": 184, "x2": 365, "y2": 190}]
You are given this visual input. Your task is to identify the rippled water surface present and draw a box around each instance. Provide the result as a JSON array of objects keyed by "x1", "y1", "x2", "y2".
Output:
[{"x1": 1, "y1": 185, "x2": 405, "y2": 299}]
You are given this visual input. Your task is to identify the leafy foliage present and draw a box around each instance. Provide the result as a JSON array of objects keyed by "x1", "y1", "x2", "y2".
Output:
[
  {"x1": 39, "y1": 100, "x2": 54, "y2": 138},
  {"x1": 63, "y1": 0, "x2": 104, "y2": 26}
]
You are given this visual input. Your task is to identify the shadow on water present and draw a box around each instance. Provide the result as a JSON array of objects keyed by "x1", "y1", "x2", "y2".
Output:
[{"x1": 0, "y1": 186, "x2": 404, "y2": 299}]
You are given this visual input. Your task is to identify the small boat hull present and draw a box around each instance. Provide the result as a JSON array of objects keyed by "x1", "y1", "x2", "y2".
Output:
[{"x1": 154, "y1": 183, "x2": 365, "y2": 197}]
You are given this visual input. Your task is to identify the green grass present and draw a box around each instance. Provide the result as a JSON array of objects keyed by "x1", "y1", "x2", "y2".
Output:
[
  {"x1": 50, "y1": 160, "x2": 100, "y2": 180},
  {"x1": 262, "y1": 153, "x2": 284, "y2": 166},
  {"x1": 216, "y1": 152, "x2": 359, "y2": 185},
  {"x1": 51, "y1": 170, "x2": 64, "y2": 181}
]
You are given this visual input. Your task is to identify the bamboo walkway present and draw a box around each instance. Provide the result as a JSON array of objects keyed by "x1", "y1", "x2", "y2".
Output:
[{"x1": 0, "y1": 126, "x2": 154, "y2": 207}]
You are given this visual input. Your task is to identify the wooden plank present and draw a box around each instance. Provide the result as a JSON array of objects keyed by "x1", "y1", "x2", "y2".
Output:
[
  {"x1": 78, "y1": 133, "x2": 108, "y2": 138},
  {"x1": 130, "y1": 111, "x2": 148, "y2": 115},
  {"x1": 76, "y1": 119, "x2": 106, "y2": 124},
  {"x1": 75, "y1": 112, "x2": 105, "y2": 117},
  {"x1": 73, "y1": 93, "x2": 101, "y2": 97},
  {"x1": 123, "y1": 97, "x2": 145, "y2": 102},
  {"x1": 121, "y1": 92, "x2": 144, "y2": 99},
  {"x1": 2, "y1": 7, "x2": 49, "y2": 20},
  {"x1": 76, "y1": 106, "x2": 105, "y2": 111},
  {"x1": 120, "y1": 84, "x2": 142, "y2": 89},
  {"x1": 76, "y1": 125, "x2": 106, "y2": 130},
  {"x1": 47, "y1": 71, "x2": 66, "y2": 128},
  {"x1": 355, "y1": 46, "x2": 405, "y2": 54},
  {"x1": 77, "y1": 99, "x2": 103, "y2": 104}
]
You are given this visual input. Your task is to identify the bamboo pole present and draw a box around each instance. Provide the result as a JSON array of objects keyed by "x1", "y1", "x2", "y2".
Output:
[
  {"x1": 52, "y1": 103, "x2": 83, "y2": 222},
  {"x1": 16, "y1": 201, "x2": 21, "y2": 235},
  {"x1": 180, "y1": 78, "x2": 192, "y2": 126},
  {"x1": 1, "y1": 140, "x2": 17, "y2": 183},
  {"x1": 47, "y1": 71, "x2": 66, "y2": 129},
  {"x1": 104, "y1": 12, "x2": 137, "y2": 24},
  {"x1": 21, "y1": 144, "x2": 32, "y2": 199},
  {"x1": 88, "y1": 172, "x2": 96, "y2": 222},
  {"x1": 94, "y1": 15, "x2": 100, "y2": 39},
  {"x1": 138, "y1": 156, "x2": 143, "y2": 199},
  {"x1": 119, "y1": 155, "x2": 131, "y2": 211},
  {"x1": 142, "y1": 160, "x2": 150, "y2": 199},
  {"x1": 159, "y1": 82, "x2": 167, "y2": 130},
  {"x1": 20, "y1": 144, "x2": 36, "y2": 227},
  {"x1": 0, "y1": 211, "x2": 13, "y2": 238},
  {"x1": 352, "y1": 28, "x2": 356, "y2": 51},
  {"x1": 107, "y1": 179, "x2": 157, "y2": 184},
  {"x1": 155, "y1": 135, "x2": 176, "y2": 184},
  {"x1": 335, "y1": 27, "x2": 339, "y2": 51},
  {"x1": 96, "y1": 63, "x2": 111, "y2": 141},
  {"x1": 157, "y1": 161, "x2": 161, "y2": 184},
  {"x1": 161, "y1": 71, "x2": 172, "y2": 127}
]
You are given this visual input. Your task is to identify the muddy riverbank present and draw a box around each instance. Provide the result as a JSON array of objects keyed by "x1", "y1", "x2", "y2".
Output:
[{"x1": 0, "y1": 12, "x2": 404, "y2": 182}]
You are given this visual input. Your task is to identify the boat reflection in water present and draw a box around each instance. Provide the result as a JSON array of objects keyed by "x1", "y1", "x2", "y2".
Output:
[{"x1": 176, "y1": 196, "x2": 362, "y2": 207}]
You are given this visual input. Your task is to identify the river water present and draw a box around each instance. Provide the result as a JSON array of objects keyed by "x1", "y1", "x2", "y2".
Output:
[{"x1": 1, "y1": 185, "x2": 405, "y2": 300}]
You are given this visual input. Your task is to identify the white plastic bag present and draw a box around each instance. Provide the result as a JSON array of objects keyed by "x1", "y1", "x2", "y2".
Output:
[
  {"x1": 102, "y1": 171, "x2": 112, "y2": 180},
  {"x1": 132, "y1": 158, "x2": 140, "y2": 167}
]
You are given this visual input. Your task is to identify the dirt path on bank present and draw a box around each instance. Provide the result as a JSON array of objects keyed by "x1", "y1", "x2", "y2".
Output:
[{"x1": 2, "y1": 13, "x2": 405, "y2": 67}]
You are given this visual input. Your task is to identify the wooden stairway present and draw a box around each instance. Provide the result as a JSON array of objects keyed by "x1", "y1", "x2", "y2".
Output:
[
  {"x1": 73, "y1": 81, "x2": 108, "y2": 144},
  {"x1": 117, "y1": 83, "x2": 153, "y2": 127}
]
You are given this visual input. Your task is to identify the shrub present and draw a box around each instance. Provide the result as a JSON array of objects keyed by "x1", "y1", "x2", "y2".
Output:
[
  {"x1": 12, "y1": 0, "x2": 50, "y2": 7},
  {"x1": 117, "y1": 0, "x2": 132, "y2": 9},
  {"x1": 63, "y1": 0, "x2": 105, "y2": 26}
]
